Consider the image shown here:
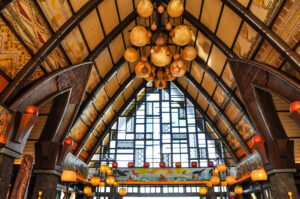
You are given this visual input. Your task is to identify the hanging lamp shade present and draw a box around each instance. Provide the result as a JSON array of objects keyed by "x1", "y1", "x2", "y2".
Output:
[
  {"x1": 199, "y1": 187, "x2": 208, "y2": 195},
  {"x1": 206, "y1": 181, "x2": 213, "y2": 188},
  {"x1": 61, "y1": 170, "x2": 76, "y2": 182},
  {"x1": 107, "y1": 168, "x2": 113, "y2": 176},
  {"x1": 90, "y1": 176, "x2": 101, "y2": 186},
  {"x1": 114, "y1": 182, "x2": 119, "y2": 187},
  {"x1": 124, "y1": 48, "x2": 139, "y2": 62},
  {"x1": 24, "y1": 105, "x2": 39, "y2": 114},
  {"x1": 100, "y1": 165, "x2": 109, "y2": 174},
  {"x1": 170, "y1": 60, "x2": 186, "y2": 77},
  {"x1": 106, "y1": 176, "x2": 116, "y2": 185},
  {"x1": 234, "y1": 186, "x2": 243, "y2": 195},
  {"x1": 167, "y1": 0, "x2": 184, "y2": 18},
  {"x1": 151, "y1": 46, "x2": 172, "y2": 67},
  {"x1": 99, "y1": 182, "x2": 105, "y2": 187},
  {"x1": 251, "y1": 169, "x2": 268, "y2": 181},
  {"x1": 182, "y1": 46, "x2": 197, "y2": 61},
  {"x1": 119, "y1": 188, "x2": 127, "y2": 196},
  {"x1": 221, "y1": 181, "x2": 227, "y2": 187},
  {"x1": 155, "y1": 79, "x2": 167, "y2": 89},
  {"x1": 210, "y1": 176, "x2": 220, "y2": 185},
  {"x1": 83, "y1": 187, "x2": 92, "y2": 195},
  {"x1": 112, "y1": 161, "x2": 118, "y2": 168},
  {"x1": 216, "y1": 164, "x2": 227, "y2": 173},
  {"x1": 137, "y1": 0, "x2": 153, "y2": 18},
  {"x1": 135, "y1": 61, "x2": 151, "y2": 77},
  {"x1": 226, "y1": 176, "x2": 236, "y2": 185},
  {"x1": 212, "y1": 168, "x2": 219, "y2": 175},
  {"x1": 290, "y1": 101, "x2": 300, "y2": 112},
  {"x1": 145, "y1": 72, "x2": 155, "y2": 81},
  {"x1": 171, "y1": 25, "x2": 192, "y2": 46},
  {"x1": 130, "y1": 26, "x2": 149, "y2": 47}
]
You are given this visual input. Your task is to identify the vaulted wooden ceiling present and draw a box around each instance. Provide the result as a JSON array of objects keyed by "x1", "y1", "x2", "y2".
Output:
[{"x1": 0, "y1": 0, "x2": 299, "y2": 165}]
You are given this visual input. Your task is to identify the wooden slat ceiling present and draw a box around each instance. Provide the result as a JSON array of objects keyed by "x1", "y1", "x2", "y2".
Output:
[{"x1": 0, "y1": 0, "x2": 299, "y2": 164}]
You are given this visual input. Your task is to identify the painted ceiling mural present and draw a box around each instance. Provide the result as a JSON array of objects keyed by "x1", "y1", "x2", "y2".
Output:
[{"x1": 0, "y1": 0, "x2": 298, "y2": 165}]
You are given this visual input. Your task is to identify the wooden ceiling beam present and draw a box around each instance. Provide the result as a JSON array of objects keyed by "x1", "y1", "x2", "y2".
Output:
[
  {"x1": 193, "y1": 56, "x2": 256, "y2": 131},
  {"x1": 173, "y1": 81, "x2": 239, "y2": 163},
  {"x1": 222, "y1": 0, "x2": 300, "y2": 71},
  {"x1": 0, "y1": 0, "x2": 105, "y2": 105},
  {"x1": 0, "y1": 0, "x2": 12, "y2": 12},
  {"x1": 74, "y1": 73, "x2": 136, "y2": 157},
  {"x1": 86, "y1": 81, "x2": 147, "y2": 163},
  {"x1": 185, "y1": 73, "x2": 252, "y2": 154}
]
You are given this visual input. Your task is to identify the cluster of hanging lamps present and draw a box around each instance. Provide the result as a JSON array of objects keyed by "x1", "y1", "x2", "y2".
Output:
[{"x1": 124, "y1": 0, "x2": 197, "y2": 89}]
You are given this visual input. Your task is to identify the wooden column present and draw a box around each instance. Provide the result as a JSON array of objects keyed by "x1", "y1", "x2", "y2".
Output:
[
  {"x1": 32, "y1": 172, "x2": 60, "y2": 199},
  {"x1": 0, "y1": 153, "x2": 15, "y2": 199}
]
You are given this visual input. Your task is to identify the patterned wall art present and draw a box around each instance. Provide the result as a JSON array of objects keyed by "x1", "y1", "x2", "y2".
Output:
[
  {"x1": 64, "y1": 153, "x2": 89, "y2": 180},
  {"x1": 235, "y1": 151, "x2": 263, "y2": 179},
  {"x1": 0, "y1": 105, "x2": 13, "y2": 144}
]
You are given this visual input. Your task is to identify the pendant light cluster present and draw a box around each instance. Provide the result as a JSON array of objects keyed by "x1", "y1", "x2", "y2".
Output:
[{"x1": 124, "y1": 0, "x2": 197, "y2": 89}]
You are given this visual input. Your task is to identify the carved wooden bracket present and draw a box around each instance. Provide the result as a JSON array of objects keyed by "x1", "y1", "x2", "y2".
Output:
[
  {"x1": 253, "y1": 142, "x2": 269, "y2": 164},
  {"x1": 35, "y1": 141, "x2": 61, "y2": 170},
  {"x1": 57, "y1": 143, "x2": 73, "y2": 166},
  {"x1": 289, "y1": 111, "x2": 300, "y2": 129},
  {"x1": 13, "y1": 111, "x2": 38, "y2": 144},
  {"x1": 229, "y1": 58, "x2": 300, "y2": 169}
]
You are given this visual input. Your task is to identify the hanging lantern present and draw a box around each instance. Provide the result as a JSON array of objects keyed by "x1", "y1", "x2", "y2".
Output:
[
  {"x1": 124, "y1": 48, "x2": 139, "y2": 62},
  {"x1": 137, "y1": 0, "x2": 153, "y2": 18},
  {"x1": 130, "y1": 26, "x2": 150, "y2": 47},
  {"x1": 83, "y1": 187, "x2": 92, "y2": 195},
  {"x1": 210, "y1": 176, "x2": 220, "y2": 185},
  {"x1": 151, "y1": 46, "x2": 172, "y2": 67},
  {"x1": 290, "y1": 101, "x2": 300, "y2": 112},
  {"x1": 106, "y1": 176, "x2": 116, "y2": 185},
  {"x1": 112, "y1": 161, "x2": 118, "y2": 168},
  {"x1": 212, "y1": 168, "x2": 219, "y2": 175},
  {"x1": 206, "y1": 181, "x2": 213, "y2": 188},
  {"x1": 155, "y1": 79, "x2": 167, "y2": 89},
  {"x1": 64, "y1": 137, "x2": 73, "y2": 145},
  {"x1": 216, "y1": 164, "x2": 227, "y2": 173},
  {"x1": 99, "y1": 182, "x2": 105, "y2": 187},
  {"x1": 128, "y1": 162, "x2": 134, "y2": 168},
  {"x1": 175, "y1": 162, "x2": 181, "y2": 168},
  {"x1": 234, "y1": 186, "x2": 243, "y2": 195},
  {"x1": 144, "y1": 162, "x2": 150, "y2": 168},
  {"x1": 90, "y1": 176, "x2": 101, "y2": 186},
  {"x1": 157, "y1": 5, "x2": 165, "y2": 14},
  {"x1": 208, "y1": 161, "x2": 214, "y2": 167},
  {"x1": 170, "y1": 60, "x2": 186, "y2": 77},
  {"x1": 171, "y1": 25, "x2": 192, "y2": 46},
  {"x1": 107, "y1": 168, "x2": 113, "y2": 176},
  {"x1": 221, "y1": 181, "x2": 227, "y2": 187},
  {"x1": 156, "y1": 69, "x2": 165, "y2": 80},
  {"x1": 61, "y1": 170, "x2": 76, "y2": 182},
  {"x1": 199, "y1": 187, "x2": 208, "y2": 195},
  {"x1": 24, "y1": 105, "x2": 39, "y2": 115},
  {"x1": 226, "y1": 176, "x2": 236, "y2": 185},
  {"x1": 114, "y1": 182, "x2": 119, "y2": 187},
  {"x1": 251, "y1": 169, "x2": 268, "y2": 181},
  {"x1": 135, "y1": 61, "x2": 151, "y2": 77},
  {"x1": 119, "y1": 188, "x2": 127, "y2": 196},
  {"x1": 252, "y1": 136, "x2": 262, "y2": 144},
  {"x1": 167, "y1": 0, "x2": 184, "y2": 18},
  {"x1": 100, "y1": 165, "x2": 109, "y2": 174},
  {"x1": 182, "y1": 46, "x2": 197, "y2": 61},
  {"x1": 166, "y1": 22, "x2": 172, "y2": 30},
  {"x1": 191, "y1": 162, "x2": 197, "y2": 168},
  {"x1": 160, "y1": 162, "x2": 166, "y2": 167}
]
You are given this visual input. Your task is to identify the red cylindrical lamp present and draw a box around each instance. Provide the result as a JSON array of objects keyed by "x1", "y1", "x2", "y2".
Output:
[
  {"x1": 144, "y1": 162, "x2": 150, "y2": 168},
  {"x1": 175, "y1": 162, "x2": 181, "y2": 168},
  {"x1": 112, "y1": 161, "x2": 118, "y2": 168},
  {"x1": 24, "y1": 105, "x2": 39, "y2": 115},
  {"x1": 160, "y1": 162, "x2": 166, "y2": 168},
  {"x1": 128, "y1": 162, "x2": 134, "y2": 168},
  {"x1": 191, "y1": 162, "x2": 197, "y2": 168}
]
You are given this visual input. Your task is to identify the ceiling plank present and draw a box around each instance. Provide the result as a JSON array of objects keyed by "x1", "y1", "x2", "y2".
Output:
[
  {"x1": 0, "y1": 0, "x2": 105, "y2": 105},
  {"x1": 185, "y1": 74, "x2": 252, "y2": 154},
  {"x1": 173, "y1": 81, "x2": 239, "y2": 163},
  {"x1": 86, "y1": 81, "x2": 147, "y2": 163},
  {"x1": 222, "y1": 0, "x2": 300, "y2": 72},
  {"x1": 74, "y1": 73, "x2": 136, "y2": 156}
]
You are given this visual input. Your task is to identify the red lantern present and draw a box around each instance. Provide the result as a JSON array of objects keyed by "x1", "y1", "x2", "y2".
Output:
[
  {"x1": 112, "y1": 161, "x2": 118, "y2": 168},
  {"x1": 128, "y1": 162, "x2": 134, "y2": 168},
  {"x1": 252, "y1": 136, "x2": 262, "y2": 144},
  {"x1": 64, "y1": 137, "x2": 73, "y2": 145},
  {"x1": 191, "y1": 162, "x2": 197, "y2": 168},
  {"x1": 144, "y1": 162, "x2": 150, "y2": 168},
  {"x1": 290, "y1": 101, "x2": 300, "y2": 112},
  {"x1": 175, "y1": 162, "x2": 181, "y2": 168},
  {"x1": 208, "y1": 161, "x2": 214, "y2": 167},
  {"x1": 230, "y1": 196, "x2": 235, "y2": 199},
  {"x1": 24, "y1": 105, "x2": 39, "y2": 115},
  {"x1": 160, "y1": 162, "x2": 166, "y2": 167}
]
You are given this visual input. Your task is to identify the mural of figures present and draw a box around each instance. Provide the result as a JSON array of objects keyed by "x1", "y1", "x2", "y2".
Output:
[
  {"x1": 235, "y1": 152, "x2": 263, "y2": 179},
  {"x1": 63, "y1": 153, "x2": 89, "y2": 180},
  {"x1": 0, "y1": 105, "x2": 12, "y2": 144}
]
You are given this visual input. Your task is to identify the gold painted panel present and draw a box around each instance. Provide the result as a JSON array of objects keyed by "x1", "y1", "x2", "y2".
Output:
[
  {"x1": 123, "y1": 83, "x2": 134, "y2": 100},
  {"x1": 278, "y1": 112, "x2": 300, "y2": 138},
  {"x1": 226, "y1": 133, "x2": 240, "y2": 150},
  {"x1": 224, "y1": 101, "x2": 241, "y2": 124},
  {"x1": 186, "y1": 0, "x2": 202, "y2": 18},
  {"x1": 103, "y1": 107, "x2": 115, "y2": 123},
  {"x1": 117, "y1": 0, "x2": 134, "y2": 21},
  {"x1": 95, "y1": 48, "x2": 113, "y2": 78},
  {"x1": 201, "y1": 73, "x2": 216, "y2": 96},
  {"x1": 221, "y1": 63, "x2": 235, "y2": 89},
  {"x1": 200, "y1": 0, "x2": 223, "y2": 32},
  {"x1": 177, "y1": 76, "x2": 188, "y2": 88},
  {"x1": 250, "y1": 0, "x2": 282, "y2": 24},
  {"x1": 207, "y1": 106, "x2": 217, "y2": 120},
  {"x1": 187, "y1": 83, "x2": 198, "y2": 99},
  {"x1": 132, "y1": 77, "x2": 143, "y2": 89},
  {"x1": 109, "y1": 34, "x2": 125, "y2": 63},
  {"x1": 195, "y1": 31, "x2": 212, "y2": 62},
  {"x1": 98, "y1": 0, "x2": 119, "y2": 35},
  {"x1": 105, "y1": 75, "x2": 120, "y2": 98},
  {"x1": 272, "y1": 94, "x2": 289, "y2": 111},
  {"x1": 207, "y1": 45, "x2": 227, "y2": 76},
  {"x1": 84, "y1": 134, "x2": 97, "y2": 151},
  {"x1": 117, "y1": 63, "x2": 130, "y2": 84},
  {"x1": 113, "y1": 95, "x2": 125, "y2": 112},
  {"x1": 86, "y1": 65, "x2": 100, "y2": 93},
  {"x1": 71, "y1": 119, "x2": 88, "y2": 142},
  {"x1": 69, "y1": 0, "x2": 88, "y2": 12},
  {"x1": 81, "y1": 103, "x2": 98, "y2": 126},
  {"x1": 236, "y1": 117, "x2": 255, "y2": 140},
  {"x1": 216, "y1": 119, "x2": 229, "y2": 135},
  {"x1": 213, "y1": 86, "x2": 227, "y2": 106},
  {"x1": 123, "y1": 21, "x2": 136, "y2": 48},
  {"x1": 42, "y1": 47, "x2": 68, "y2": 72},
  {"x1": 196, "y1": 93, "x2": 209, "y2": 111},
  {"x1": 94, "y1": 87, "x2": 109, "y2": 111},
  {"x1": 190, "y1": 62, "x2": 204, "y2": 83},
  {"x1": 95, "y1": 120, "x2": 106, "y2": 137}
]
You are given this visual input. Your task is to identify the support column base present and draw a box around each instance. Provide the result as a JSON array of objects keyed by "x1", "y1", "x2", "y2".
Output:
[
  {"x1": 0, "y1": 153, "x2": 15, "y2": 199},
  {"x1": 32, "y1": 172, "x2": 59, "y2": 199}
]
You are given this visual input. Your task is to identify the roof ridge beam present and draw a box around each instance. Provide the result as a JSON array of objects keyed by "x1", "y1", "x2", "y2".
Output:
[
  {"x1": 173, "y1": 81, "x2": 239, "y2": 163},
  {"x1": 221, "y1": 0, "x2": 300, "y2": 71},
  {"x1": 184, "y1": 74, "x2": 251, "y2": 154},
  {"x1": 86, "y1": 81, "x2": 147, "y2": 163},
  {"x1": 74, "y1": 73, "x2": 136, "y2": 157}
]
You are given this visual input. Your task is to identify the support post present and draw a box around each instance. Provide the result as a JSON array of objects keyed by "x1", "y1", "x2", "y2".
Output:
[
  {"x1": 32, "y1": 172, "x2": 60, "y2": 199},
  {"x1": 0, "y1": 153, "x2": 15, "y2": 199}
]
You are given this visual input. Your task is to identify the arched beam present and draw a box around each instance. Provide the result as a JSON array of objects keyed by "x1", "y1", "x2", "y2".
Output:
[
  {"x1": 222, "y1": 0, "x2": 300, "y2": 71},
  {"x1": 184, "y1": 74, "x2": 251, "y2": 154},
  {"x1": 193, "y1": 56, "x2": 255, "y2": 130},
  {"x1": 173, "y1": 81, "x2": 239, "y2": 163},
  {"x1": 86, "y1": 81, "x2": 147, "y2": 163},
  {"x1": 74, "y1": 73, "x2": 137, "y2": 157}
]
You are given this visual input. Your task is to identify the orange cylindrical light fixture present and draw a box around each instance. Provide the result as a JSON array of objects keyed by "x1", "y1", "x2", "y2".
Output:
[
  {"x1": 119, "y1": 188, "x2": 127, "y2": 196},
  {"x1": 290, "y1": 101, "x2": 300, "y2": 112},
  {"x1": 216, "y1": 164, "x2": 227, "y2": 173},
  {"x1": 226, "y1": 176, "x2": 236, "y2": 185},
  {"x1": 83, "y1": 187, "x2": 92, "y2": 195},
  {"x1": 199, "y1": 187, "x2": 207, "y2": 195},
  {"x1": 24, "y1": 105, "x2": 39, "y2": 115},
  {"x1": 210, "y1": 176, "x2": 220, "y2": 185},
  {"x1": 252, "y1": 136, "x2": 262, "y2": 144},
  {"x1": 221, "y1": 181, "x2": 227, "y2": 187},
  {"x1": 234, "y1": 186, "x2": 243, "y2": 195},
  {"x1": 251, "y1": 169, "x2": 268, "y2": 181},
  {"x1": 64, "y1": 137, "x2": 73, "y2": 145},
  {"x1": 90, "y1": 176, "x2": 101, "y2": 186},
  {"x1": 106, "y1": 176, "x2": 116, "y2": 185},
  {"x1": 100, "y1": 165, "x2": 109, "y2": 174},
  {"x1": 61, "y1": 170, "x2": 76, "y2": 182}
]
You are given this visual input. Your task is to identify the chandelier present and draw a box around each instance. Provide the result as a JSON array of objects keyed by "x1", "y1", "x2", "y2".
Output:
[{"x1": 124, "y1": 0, "x2": 197, "y2": 89}]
